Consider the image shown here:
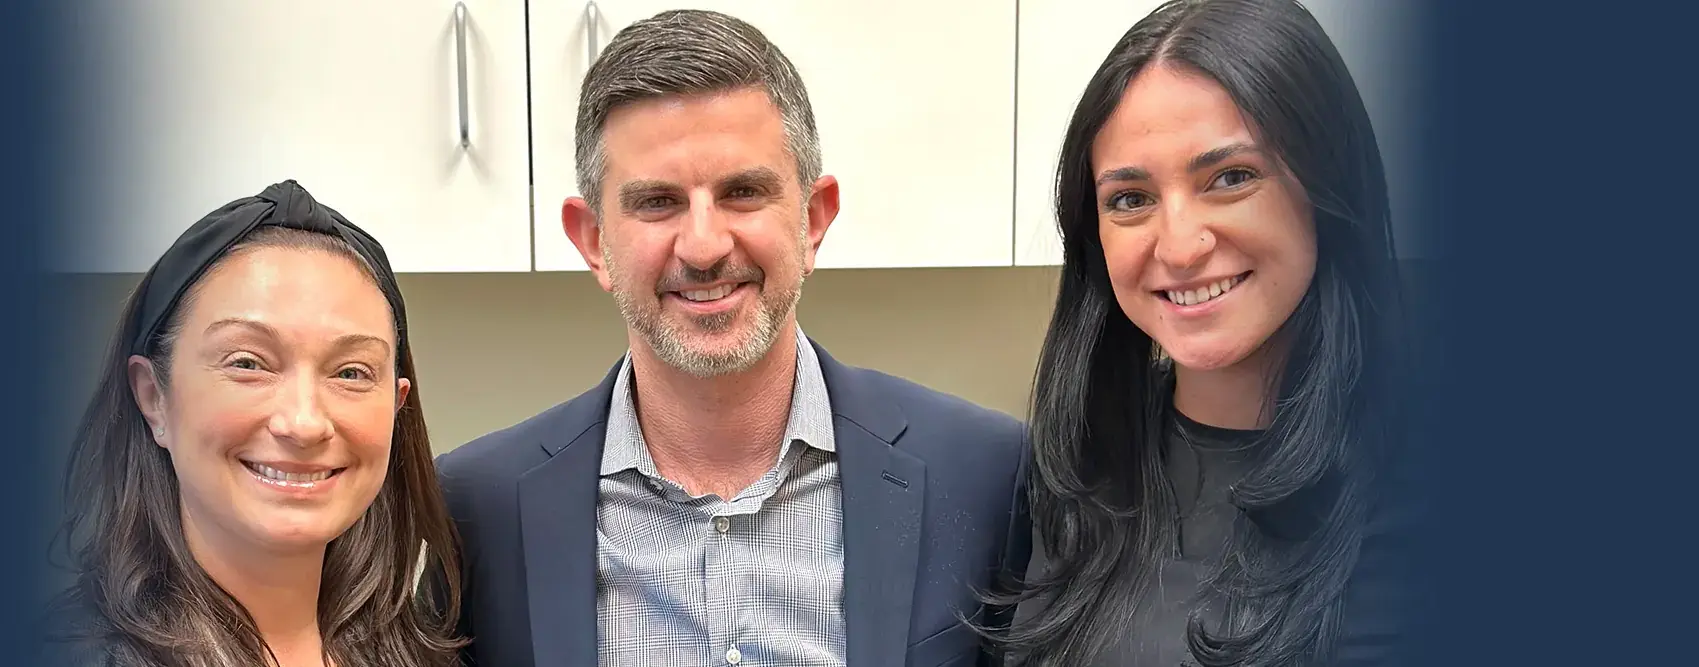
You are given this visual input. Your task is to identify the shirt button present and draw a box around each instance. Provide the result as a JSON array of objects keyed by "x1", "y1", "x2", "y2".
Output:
[
  {"x1": 726, "y1": 646, "x2": 742, "y2": 664},
  {"x1": 714, "y1": 516, "x2": 731, "y2": 533}
]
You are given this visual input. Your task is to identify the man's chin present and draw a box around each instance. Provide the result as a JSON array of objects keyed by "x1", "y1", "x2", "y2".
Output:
[
  {"x1": 654, "y1": 323, "x2": 781, "y2": 376},
  {"x1": 664, "y1": 315, "x2": 748, "y2": 342},
  {"x1": 658, "y1": 345, "x2": 760, "y2": 378}
]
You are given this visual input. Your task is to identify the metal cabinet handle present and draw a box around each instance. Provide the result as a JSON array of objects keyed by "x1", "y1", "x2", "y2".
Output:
[
  {"x1": 454, "y1": 1, "x2": 470, "y2": 148},
  {"x1": 586, "y1": 1, "x2": 601, "y2": 65}
]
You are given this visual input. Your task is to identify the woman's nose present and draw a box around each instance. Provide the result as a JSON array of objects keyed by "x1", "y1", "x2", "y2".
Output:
[
  {"x1": 1153, "y1": 207, "x2": 1216, "y2": 269},
  {"x1": 269, "y1": 373, "x2": 333, "y2": 447}
]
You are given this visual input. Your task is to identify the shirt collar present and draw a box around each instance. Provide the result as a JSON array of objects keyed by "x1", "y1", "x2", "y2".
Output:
[{"x1": 600, "y1": 326, "x2": 836, "y2": 477}]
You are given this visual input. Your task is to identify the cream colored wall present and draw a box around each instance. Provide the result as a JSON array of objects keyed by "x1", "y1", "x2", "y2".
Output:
[{"x1": 50, "y1": 268, "x2": 1060, "y2": 454}]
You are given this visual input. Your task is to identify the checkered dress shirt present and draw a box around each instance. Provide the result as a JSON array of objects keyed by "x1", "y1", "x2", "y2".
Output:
[{"x1": 595, "y1": 330, "x2": 846, "y2": 666}]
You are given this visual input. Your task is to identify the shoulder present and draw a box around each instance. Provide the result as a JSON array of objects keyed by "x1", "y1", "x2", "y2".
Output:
[
  {"x1": 435, "y1": 382, "x2": 610, "y2": 486},
  {"x1": 832, "y1": 361, "x2": 1028, "y2": 465},
  {"x1": 847, "y1": 363, "x2": 1022, "y2": 432},
  {"x1": 1333, "y1": 468, "x2": 1428, "y2": 665},
  {"x1": 36, "y1": 590, "x2": 117, "y2": 667},
  {"x1": 37, "y1": 637, "x2": 115, "y2": 667}
]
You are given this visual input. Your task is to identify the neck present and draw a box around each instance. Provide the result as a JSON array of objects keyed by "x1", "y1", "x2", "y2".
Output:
[
  {"x1": 629, "y1": 323, "x2": 800, "y2": 497},
  {"x1": 182, "y1": 507, "x2": 326, "y2": 666},
  {"x1": 1172, "y1": 340, "x2": 1287, "y2": 430}
]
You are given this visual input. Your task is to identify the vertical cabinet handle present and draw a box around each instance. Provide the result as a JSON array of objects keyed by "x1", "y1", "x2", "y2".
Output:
[
  {"x1": 454, "y1": 1, "x2": 471, "y2": 148},
  {"x1": 586, "y1": 1, "x2": 601, "y2": 66}
]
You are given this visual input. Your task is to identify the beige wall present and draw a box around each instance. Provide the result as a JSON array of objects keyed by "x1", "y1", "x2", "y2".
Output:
[{"x1": 50, "y1": 267, "x2": 1061, "y2": 454}]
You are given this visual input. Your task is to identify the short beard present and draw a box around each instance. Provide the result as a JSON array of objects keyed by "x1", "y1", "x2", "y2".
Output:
[{"x1": 604, "y1": 227, "x2": 808, "y2": 378}]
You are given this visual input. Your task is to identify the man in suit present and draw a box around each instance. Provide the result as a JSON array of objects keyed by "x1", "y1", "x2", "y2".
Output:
[{"x1": 435, "y1": 9, "x2": 1030, "y2": 667}]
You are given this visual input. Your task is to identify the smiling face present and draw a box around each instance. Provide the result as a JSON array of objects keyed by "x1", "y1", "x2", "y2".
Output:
[
  {"x1": 565, "y1": 86, "x2": 838, "y2": 378},
  {"x1": 1093, "y1": 63, "x2": 1317, "y2": 374},
  {"x1": 129, "y1": 245, "x2": 408, "y2": 558}
]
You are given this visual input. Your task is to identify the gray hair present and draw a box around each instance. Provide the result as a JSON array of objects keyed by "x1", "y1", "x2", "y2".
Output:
[{"x1": 573, "y1": 9, "x2": 823, "y2": 215}]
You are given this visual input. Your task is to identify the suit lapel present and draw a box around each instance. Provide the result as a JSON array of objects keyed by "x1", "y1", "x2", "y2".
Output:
[
  {"x1": 815, "y1": 342, "x2": 925, "y2": 666},
  {"x1": 516, "y1": 361, "x2": 621, "y2": 667}
]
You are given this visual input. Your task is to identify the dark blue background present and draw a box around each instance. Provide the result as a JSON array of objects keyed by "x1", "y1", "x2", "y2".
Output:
[
  {"x1": 1401, "y1": 0, "x2": 1695, "y2": 664},
  {"x1": 7, "y1": 0, "x2": 66, "y2": 661},
  {"x1": 8, "y1": 0, "x2": 1693, "y2": 664}
]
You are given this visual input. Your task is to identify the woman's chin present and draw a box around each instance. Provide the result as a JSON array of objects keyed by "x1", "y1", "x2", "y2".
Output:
[
  {"x1": 241, "y1": 509, "x2": 356, "y2": 552},
  {"x1": 1160, "y1": 340, "x2": 1259, "y2": 374}
]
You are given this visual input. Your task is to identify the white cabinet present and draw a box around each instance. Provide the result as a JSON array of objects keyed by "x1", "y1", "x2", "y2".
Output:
[
  {"x1": 1013, "y1": 0, "x2": 1164, "y2": 267},
  {"x1": 529, "y1": 0, "x2": 1018, "y2": 272},
  {"x1": 45, "y1": 1, "x2": 1413, "y2": 274},
  {"x1": 53, "y1": 0, "x2": 534, "y2": 274}
]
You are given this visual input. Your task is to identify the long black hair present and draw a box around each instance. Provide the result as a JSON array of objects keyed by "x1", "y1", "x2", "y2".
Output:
[{"x1": 991, "y1": 1, "x2": 1405, "y2": 664}]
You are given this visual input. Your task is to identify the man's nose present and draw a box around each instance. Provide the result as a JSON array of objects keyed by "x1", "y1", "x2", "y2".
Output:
[{"x1": 674, "y1": 192, "x2": 734, "y2": 270}]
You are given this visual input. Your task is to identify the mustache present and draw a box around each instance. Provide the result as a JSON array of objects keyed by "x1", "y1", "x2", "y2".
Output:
[{"x1": 654, "y1": 262, "x2": 765, "y2": 292}]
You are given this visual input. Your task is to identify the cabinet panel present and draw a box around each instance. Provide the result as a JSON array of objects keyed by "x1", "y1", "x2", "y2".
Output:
[
  {"x1": 531, "y1": 0, "x2": 1017, "y2": 271},
  {"x1": 1013, "y1": 0, "x2": 1165, "y2": 267},
  {"x1": 53, "y1": 0, "x2": 533, "y2": 274}
]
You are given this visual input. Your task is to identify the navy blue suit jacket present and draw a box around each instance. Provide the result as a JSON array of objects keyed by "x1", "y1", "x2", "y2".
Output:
[{"x1": 437, "y1": 340, "x2": 1032, "y2": 667}]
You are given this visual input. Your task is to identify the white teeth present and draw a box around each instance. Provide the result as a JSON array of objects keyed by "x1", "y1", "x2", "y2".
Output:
[
  {"x1": 247, "y1": 462, "x2": 333, "y2": 485},
  {"x1": 680, "y1": 284, "x2": 737, "y2": 302},
  {"x1": 1165, "y1": 275, "x2": 1245, "y2": 306}
]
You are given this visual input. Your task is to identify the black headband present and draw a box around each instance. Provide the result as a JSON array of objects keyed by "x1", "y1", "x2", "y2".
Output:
[{"x1": 129, "y1": 180, "x2": 409, "y2": 358}]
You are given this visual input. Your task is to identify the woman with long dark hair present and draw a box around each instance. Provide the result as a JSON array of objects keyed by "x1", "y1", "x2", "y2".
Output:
[
  {"x1": 43, "y1": 181, "x2": 465, "y2": 666},
  {"x1": 993, "y1": 0, "x2": 1409, "y2": 665}
]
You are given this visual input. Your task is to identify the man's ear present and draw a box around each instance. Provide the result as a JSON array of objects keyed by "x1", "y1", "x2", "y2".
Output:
[
  {"x1": 562, "y1": 196, "x2": 613, "y2": 292},
  {"x1": 127, "y1": 355, "x2": 170, "y2": 447},
  {"x1": 802, "y1": 175, "x2": 841, "y2": 276}
]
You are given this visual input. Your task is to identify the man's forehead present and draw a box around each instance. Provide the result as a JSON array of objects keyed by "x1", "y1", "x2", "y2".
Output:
[
  {"x1": 614, "y1": 165, "x2": 788, "y2": 196},
  {"x1": 596, "y1": 88, "x2": 796, "y2": 192},
  {"x1": 607, "y1": 155, "x2": 792, "y2": 188},
  {"x1": 603, "y1": 131, "x2": 793, "y2": 182}
]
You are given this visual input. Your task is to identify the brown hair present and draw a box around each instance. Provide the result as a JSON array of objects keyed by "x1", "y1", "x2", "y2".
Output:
[{"x1": 51, "y1": 226, "x2": 465, "y2": 666}]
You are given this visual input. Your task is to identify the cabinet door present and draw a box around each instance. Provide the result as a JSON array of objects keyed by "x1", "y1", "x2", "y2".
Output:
[
  {"x1": 53, "y1": 0, "x2": 533, "y2": 274},
  {"x1": 530, "y1": 0, "x2": 1017, "y2": 271},
  {"x1": 1014, "y1": 0, "x2": 1166, "y2": 267}
]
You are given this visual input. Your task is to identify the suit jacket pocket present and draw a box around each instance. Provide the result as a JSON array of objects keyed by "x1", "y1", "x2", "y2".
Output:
[{"x1": 908, "y1": 622, "x2": 982, "y2": 667}]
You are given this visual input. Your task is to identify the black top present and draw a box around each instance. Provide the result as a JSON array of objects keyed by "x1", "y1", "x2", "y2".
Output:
[
  {"x1": 1018, "y1": 406, "x2": 1260, "y2": 667},
  {"x1": 1141, "y1": 407, "x2": 1261, "y2": 667},
  {"x1": 1015, "y1": 406, "x2": 1414, "y2": 666}
]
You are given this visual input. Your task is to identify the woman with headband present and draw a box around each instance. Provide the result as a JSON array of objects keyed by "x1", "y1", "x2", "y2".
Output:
[
  {"x1": 989, "y1": 0, "x2": 1411, "y2": 665},
  {"x1": 44, "y1": 181, "x2": 465, "y2": 666}
]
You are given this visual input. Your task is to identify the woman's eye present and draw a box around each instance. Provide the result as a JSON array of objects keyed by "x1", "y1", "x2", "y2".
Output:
[
  {"x1": 1106, "y1": 191, "x2": 1153, "y2": 211},
  {"x1": 337, "y1": 367, "x2": 373, "y2": 382},
  {"x1": 229, "y1": 357, "x2": 261, "y2": 371},
  {"x1": 1210, "y1": 168, "x2": 1258, "y2": 190}
]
